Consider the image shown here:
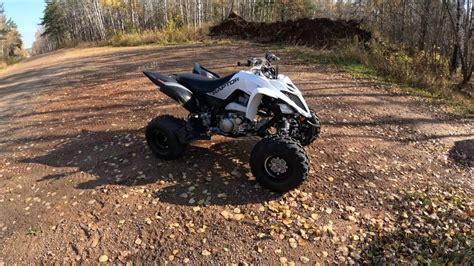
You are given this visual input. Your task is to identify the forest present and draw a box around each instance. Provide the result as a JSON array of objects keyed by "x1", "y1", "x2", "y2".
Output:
[
  {"x1": 32, "y1": 0, "x2": 473, "y2": 93},
  {"x1": 0, "y1": 3, "x2": 24, "y2": 67}
]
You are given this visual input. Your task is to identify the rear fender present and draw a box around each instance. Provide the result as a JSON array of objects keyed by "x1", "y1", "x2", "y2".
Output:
[
  {"x1": 143, "y1": 71, "x2": 198, "y2": 113},
  {"x1": 160, "y1": 82, "x2": 198, "y2": 113},
  {"x1": 143, "y1": 71, "x2": 175, "y2": 87}
]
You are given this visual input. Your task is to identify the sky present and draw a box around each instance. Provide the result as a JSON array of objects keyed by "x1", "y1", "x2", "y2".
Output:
[{"x1": 3, "y1": 0, "x2": 46, "y2": 49}]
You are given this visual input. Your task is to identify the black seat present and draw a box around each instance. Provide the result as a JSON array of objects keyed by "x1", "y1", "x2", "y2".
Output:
[{"x1": 175, "y1": 73, "x2": 236, "y2": 93}]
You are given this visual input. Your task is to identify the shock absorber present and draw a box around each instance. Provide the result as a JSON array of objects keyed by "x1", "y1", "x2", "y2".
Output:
[{"x1": 278, "y1": 118, "x2": 290, "y2": 136}]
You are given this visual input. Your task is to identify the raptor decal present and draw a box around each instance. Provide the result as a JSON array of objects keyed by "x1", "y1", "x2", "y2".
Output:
[{"x1": 210, "y1": 77, "x2": 239, "y2": 95}]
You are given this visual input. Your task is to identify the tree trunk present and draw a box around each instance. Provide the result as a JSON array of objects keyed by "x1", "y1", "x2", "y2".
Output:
[
  {"x1": 450, "y1": 44, "x2": 460, "y2": 75},
  {"x1": 418, "y1": 0, "x2": 431, "y2": 50},
  {"x1": 461, "y1": 66, "x2": 472, "y2": 84}
]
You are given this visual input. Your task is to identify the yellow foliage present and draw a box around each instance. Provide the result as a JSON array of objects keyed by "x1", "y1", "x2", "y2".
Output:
[
  {"x1": 100, "y1": 0, "x2": 124, "y2": 8},
  {"x1": 108, "y1": 25, "x2": 209, "y2": 47}
]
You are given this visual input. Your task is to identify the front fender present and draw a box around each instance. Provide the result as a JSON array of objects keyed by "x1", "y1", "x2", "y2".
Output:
[
  {"x1": 246, "y1": 87, "x2": 281, "y2": 120},
  {"x1": 246, "y1": 87, "x2": 312, "y2": 120}
]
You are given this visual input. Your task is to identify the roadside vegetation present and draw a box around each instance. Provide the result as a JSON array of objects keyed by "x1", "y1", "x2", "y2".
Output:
[
  {"x1": 107, "y1": 21, "x2": 209, "y2": 47},
  {"x1": 64, "y1": 21, "x2": 212, "y2": 48},
  {"x1": 0, "y1": 3, "x2": 25, "y2": 69},
  {"x1": 281, "y1": 40, "x2": 473, "y2": 114}
]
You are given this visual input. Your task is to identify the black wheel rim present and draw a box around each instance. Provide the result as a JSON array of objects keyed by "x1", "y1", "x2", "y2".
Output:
[
  {"x1": 264, "y1": 155, "x2": 289, "y2": 180},
  {"x1": 151, "y1": 130, "x2": 169, "y2": 150}
]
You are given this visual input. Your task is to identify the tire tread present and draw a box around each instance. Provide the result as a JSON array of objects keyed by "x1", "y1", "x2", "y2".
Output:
[
  {"x1": 250, "y1": 135, "x2": 310, "y2": 192},
  {"x1": 146, "y1": 115, "x2": 186, "y2": 160}
]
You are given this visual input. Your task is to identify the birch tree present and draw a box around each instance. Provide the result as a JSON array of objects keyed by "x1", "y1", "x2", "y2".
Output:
[{"x1": 445, "y1": 0, "x2": 473, "y2": 84}]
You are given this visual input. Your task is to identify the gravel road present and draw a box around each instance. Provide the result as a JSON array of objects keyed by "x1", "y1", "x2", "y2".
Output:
[{"x1": 0, "y1": 43, "x2": 472, "y2": 264}]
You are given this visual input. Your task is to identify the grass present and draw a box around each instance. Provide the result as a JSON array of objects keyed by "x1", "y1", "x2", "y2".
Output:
[
  {"x1": 107, "y1": 21, "x2": 213, "y2": 47},
  {"x1": 108, "y1": 28, "x2": 204, "y2": 47},
  {"x1": 0, "y1": 56, "x2": 25, "y2": 73},
  {"x1": 278, "y1": 45, "x2": 473, "y2": 114},
  {"x1": 61, "y1": 23, "x2": 234, "y2": 51}
]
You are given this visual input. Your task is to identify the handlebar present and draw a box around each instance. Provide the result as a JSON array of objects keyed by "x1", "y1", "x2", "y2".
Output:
[
  {"x1": 237, "y1": 53, "x2": 280, "y2": 79},
  {"x1": 237, "y1": 52, "x2": 280, "y2": 67},
  {"x1": 237, "y1": 60, "x2": 251, "y2": 67}
]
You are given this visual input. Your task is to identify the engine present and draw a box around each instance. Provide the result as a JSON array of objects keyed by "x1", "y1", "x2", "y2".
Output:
[
  {"x1": 219, "y1": 112, "x2": 247, "y2": 134},
  {"x1": 218, "y1": 94, "x2": 250, "y2": 134}
]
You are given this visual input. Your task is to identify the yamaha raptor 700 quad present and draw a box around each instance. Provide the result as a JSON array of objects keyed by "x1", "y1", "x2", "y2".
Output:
[{"x1": 143, "y1": 53, "x2": 320, "y2": 192}]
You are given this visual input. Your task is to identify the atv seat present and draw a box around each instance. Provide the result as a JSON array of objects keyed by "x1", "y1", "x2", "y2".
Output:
[{"x1": 175, "y1": 73, "x2": 236, "y2": 93}]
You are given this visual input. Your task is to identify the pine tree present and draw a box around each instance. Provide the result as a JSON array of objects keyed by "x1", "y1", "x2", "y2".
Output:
[{"x1": 41, "y1": 0, "x2": 67, "y2": 45}]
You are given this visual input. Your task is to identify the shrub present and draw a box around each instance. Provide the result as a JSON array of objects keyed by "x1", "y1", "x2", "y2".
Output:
[
  {"x1": 108, "y1": 24, "x2": 209, "y2": 47},
  {"x1": 281, "y1": 38, "x2": 472, "y2": 113}
]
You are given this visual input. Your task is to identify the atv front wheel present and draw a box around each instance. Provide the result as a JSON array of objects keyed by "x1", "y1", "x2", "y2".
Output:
[
  {"x1": 145, "y1": 115, "x2": 187, "y2": 160},
  {"x1": 250, "y1": 136, "x2": 309, "y2": 192}
]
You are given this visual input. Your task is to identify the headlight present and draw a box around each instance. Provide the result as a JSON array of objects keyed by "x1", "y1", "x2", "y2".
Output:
[{"x1": 278, "y1": 103, "x2": 295, "y2": 114}]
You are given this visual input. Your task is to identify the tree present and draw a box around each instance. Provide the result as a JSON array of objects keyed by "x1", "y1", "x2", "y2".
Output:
[
  {"x1": 5, "y1": 24, "x2": 22, "y2": 57},
  {"x1": 29, "y1": 0, "x2": 474, "y2": 87},
  {"x1": 0, "y1": 3, "x2": 8, "y2": 59},
  {"x1": 41, "y1": 0, "x2": 67, "y2": 45},
  {"x1": 0, "y1": 2, "x2": 23, "y2": 63},
  {"x1": 275, "y1": 0, "x2": 312, "y2": 21},
  {"x1": 445, "y1": 0, "x2": 474, "y2": 84}
]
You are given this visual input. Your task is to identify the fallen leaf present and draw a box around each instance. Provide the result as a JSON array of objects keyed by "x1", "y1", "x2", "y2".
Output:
[
  {"x1": 300, "y1": 256, "x2": 310, "y2": 263},
  {"x1": 135, "y1": 238, "x2": 142, "y2": 245},
  {"x1": 98, "y1": 255, "x2": 108, "y2": 263},
  {"x1": 233, "y1": 214, "x2": 245, "y2": 221},
  {"x1": 220, "y1": 210, "x2": 232, "y2": 219}
]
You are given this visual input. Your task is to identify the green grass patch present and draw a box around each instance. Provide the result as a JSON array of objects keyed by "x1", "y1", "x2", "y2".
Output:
[
  {"x1": 341, "y1": 62, "x2": 378, "y2": 78},
  {"x1": 278, "y1": 46, "x2": 379, "y2": 79}
]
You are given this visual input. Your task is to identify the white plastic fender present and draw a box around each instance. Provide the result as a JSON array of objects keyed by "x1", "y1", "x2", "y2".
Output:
[{"x1": 245, "y1": 87, "x2": 281, "y2": 120}]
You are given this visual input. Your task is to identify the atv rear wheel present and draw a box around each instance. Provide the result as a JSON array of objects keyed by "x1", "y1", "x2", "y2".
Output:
[
  {"x1": 145, "y1": 115, "x2": 187, "y2": 160},
  {"x1": 250, "y1": 136, "x2": 309, "y2": 192}
]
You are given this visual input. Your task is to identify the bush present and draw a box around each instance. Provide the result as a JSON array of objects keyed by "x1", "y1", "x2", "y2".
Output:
[
  {"x1": 108, "y1": 23, "x2": 209, "y2": 47},
  {"x1": 281, "y1": 39, "x2": 472, "y2": 113},
  {"x1": 0, "y1": 56, "x2": 24, "y2": 69},
  {"x1": 365, "y1": 41, "x2": 450, "y2": 89}
]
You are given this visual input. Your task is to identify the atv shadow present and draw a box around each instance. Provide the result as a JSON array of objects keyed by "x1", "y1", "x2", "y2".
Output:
[
  {"x1": 155, "y1": 139, "x2": 281, "y2": 206},
  {"x1": 448, "y1": 139, "x2": 474, "y2": 167},
  {"x1": 22, "y1": 130, "x2": 279, "y2": 206}
]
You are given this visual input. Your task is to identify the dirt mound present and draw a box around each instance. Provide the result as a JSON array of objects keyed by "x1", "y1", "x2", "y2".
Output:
[{"x1": 210, "y1": 12, "x2": 371, "y2": 47}]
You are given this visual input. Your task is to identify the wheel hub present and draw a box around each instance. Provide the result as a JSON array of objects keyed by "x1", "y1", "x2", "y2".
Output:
[
  {"x1": 153, "y1": 130, "x2": 169, "y2": 149},
  {"x1": 264, "y1": 156, "x2": 288, "y2": 177}
]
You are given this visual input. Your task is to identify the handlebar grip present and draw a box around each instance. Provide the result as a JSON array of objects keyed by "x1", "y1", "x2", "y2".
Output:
[{"x1": 237, "y1": 61, "x2": 252, "y2": 67}]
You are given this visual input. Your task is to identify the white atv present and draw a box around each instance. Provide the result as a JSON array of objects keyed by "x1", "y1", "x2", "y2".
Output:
[{"x1": 143, "y1": 53, "x2": 320, "y2": 192}]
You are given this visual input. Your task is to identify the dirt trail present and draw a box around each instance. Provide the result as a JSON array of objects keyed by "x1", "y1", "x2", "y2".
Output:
[{"x1": 0, "y1": 43, "x2": 472, "y2": 264}]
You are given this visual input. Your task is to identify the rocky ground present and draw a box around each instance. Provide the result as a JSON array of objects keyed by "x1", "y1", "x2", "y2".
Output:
[{"x1": 0, "y1": 43, "x2": 472, "y2": 264}]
